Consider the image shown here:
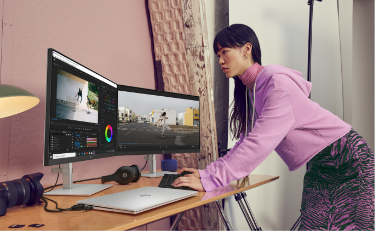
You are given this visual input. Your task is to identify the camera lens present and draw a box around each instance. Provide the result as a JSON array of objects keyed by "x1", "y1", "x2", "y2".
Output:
[
  {"x1": 11, "y1": 179, "x2": 30, "y2": 206},
  {"x1": 0, "y1": 187, "x2": 7, "y2": 216},
  {"x1": 1, "y1": 181, "x2": 17, "y2": 208},
  {"x1": 0, "y1": 172, "x2": 43, "y2": 216},
  {"x1": 22, "y1": 174, "x2": 43, "y2": 206}
]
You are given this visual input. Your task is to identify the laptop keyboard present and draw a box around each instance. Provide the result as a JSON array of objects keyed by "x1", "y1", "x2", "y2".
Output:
[{"x1": 158, "y1": 174, "x2": 196, "y2": 191}]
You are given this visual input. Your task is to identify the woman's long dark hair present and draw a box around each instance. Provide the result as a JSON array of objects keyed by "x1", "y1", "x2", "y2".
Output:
[{"x1": 214, "y1": 24, "x2": 262, "y2": 140}]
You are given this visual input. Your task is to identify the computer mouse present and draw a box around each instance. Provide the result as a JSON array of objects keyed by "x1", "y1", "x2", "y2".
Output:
[{"x1": 180, "y1": 171, "x2": 192, "y2": 176}]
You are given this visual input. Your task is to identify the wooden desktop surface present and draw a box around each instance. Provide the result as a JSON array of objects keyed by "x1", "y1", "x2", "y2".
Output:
[{"x1": 0, "y1": 172, "x2": 279, "y2": 230}]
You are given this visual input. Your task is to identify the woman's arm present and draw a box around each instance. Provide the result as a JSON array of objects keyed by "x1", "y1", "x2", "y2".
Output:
[{"x1": 199, "y1": 87, "x2": 296, "y2": 192}]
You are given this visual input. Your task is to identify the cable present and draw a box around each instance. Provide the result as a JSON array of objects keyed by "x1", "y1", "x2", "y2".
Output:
[
  {"x1": 44, "y1": 165, "x2": 60, "y2": 193},
  {"x1": 251, "y1": 83, "x2": 256, "y2": 131},
  {"x1": 41, "y1": 196, "x2": 94, "y2": 213},
  {"x1": 245, "y1": 87, "x2": 248, "y2": 137},
  {"x1": 42, "y1": 161, "x2": 146, "y2": 212},
  {"x1": 40, "y1": 197, "x2": 63, "y2": 212},
  {"x1": 337, "y1": 0, "x2": 345, "y2": 122},
  {"x1": 141, "y1": 160, "x2": 148, "y2": 171},
  {"x1": 73, "y1": 177, "x2": 100, "y2": 183}
]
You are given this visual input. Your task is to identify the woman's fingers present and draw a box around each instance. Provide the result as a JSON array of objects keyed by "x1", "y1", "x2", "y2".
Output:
[
  {"x1": 171, "y1": 175, "x2": 205, "y2": 192},
  {"x1": 177, "y1": 168, "x2": 200, "y2": 179},
  {"x1": 178, "y1": 167, "x2": 196, "y2": 175}
]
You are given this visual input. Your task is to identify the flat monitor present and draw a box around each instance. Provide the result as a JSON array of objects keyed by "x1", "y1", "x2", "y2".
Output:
[
  {"x1": 44, "y1": 49, "x2": 118, "y2": 195},
  {"x1": 116, "y1": 85, "x2": 200, "y2": 177}
]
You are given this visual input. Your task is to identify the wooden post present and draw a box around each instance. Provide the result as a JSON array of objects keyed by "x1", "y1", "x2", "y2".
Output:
[
  {"x1": 148, "y1": 0, "x2": 220, "y2": 230},
  {"x1": 181, "y1": 1, "x2": 219, "y2": 230}
]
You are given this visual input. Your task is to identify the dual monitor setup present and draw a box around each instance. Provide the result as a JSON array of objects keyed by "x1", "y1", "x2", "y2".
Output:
[{"x1": 44, "y1": 49, "x2": 200, "y2": 196}]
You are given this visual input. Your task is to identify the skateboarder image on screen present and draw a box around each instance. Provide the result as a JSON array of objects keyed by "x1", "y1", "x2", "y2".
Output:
[
  {"x1": 155, "y1": 112, "x2": 174, "y2": 138},
  {"x1": 75, "y1": 85, "x2": 84, "y2": 103},
  {"x1": 86, "y1": 95, "x2": 91, "y2": 114}
]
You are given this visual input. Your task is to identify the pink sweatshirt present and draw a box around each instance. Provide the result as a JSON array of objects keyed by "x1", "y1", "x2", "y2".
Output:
[{"x1": 198, "y1": 63, "x2": 351, "y2": 192}]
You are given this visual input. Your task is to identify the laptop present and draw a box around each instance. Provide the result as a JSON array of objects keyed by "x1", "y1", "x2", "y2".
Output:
[{"x1": 76, "y1": 186, "x2": 198, "y2": 214}]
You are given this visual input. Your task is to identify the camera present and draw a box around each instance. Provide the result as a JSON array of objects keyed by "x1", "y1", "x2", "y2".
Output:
[{"x1": 0, "y1": 172, "x2": 44, "y2": 216}]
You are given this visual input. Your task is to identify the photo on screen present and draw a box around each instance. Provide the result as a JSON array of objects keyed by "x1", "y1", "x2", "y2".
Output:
[
  {"x1": 55, "y1": 69, "x2": 99, "y2": 124},
  {"x1": 117, "y1": 91, "x2": 199, "y2": 148}
]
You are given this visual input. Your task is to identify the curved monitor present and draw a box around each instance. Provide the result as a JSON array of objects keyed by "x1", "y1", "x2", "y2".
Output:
[
  {"x1": 44, "y1": 49, "x2": 118, "y2": 166},
  {"x1": 116, "y1": 85, "x2": 200, "y2": 156}
]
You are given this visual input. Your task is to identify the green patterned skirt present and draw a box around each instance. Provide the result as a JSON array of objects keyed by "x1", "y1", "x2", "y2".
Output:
[{"x1": 300, "y1": 129, "x2": 374, "y2": 230}]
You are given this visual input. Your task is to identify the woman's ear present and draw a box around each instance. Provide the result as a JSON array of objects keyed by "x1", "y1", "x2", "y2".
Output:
[{"x1": 244, "y1": 42, "x2": 252, "y2": 56}]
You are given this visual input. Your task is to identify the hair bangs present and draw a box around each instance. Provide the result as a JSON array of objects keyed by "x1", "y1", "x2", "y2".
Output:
[{"x1": 213, "y1": 28, "x2": 241, "y2": 54}]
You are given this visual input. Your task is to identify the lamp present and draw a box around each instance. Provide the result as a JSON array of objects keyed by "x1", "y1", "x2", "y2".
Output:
[{"x1": 0, "y1": 84, "x2": 39, "y2": 118}]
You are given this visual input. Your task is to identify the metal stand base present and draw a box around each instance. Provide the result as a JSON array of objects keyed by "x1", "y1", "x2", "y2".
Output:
[
  {"x1": 44, "y1": 163, "x2": 113, "y2": 196},
  {"x1": 142, "y1": 171, "x2": 177, "y2": 178},
  {"x1": 43, "y1": 184, "x2": 112, "y2": 196}
]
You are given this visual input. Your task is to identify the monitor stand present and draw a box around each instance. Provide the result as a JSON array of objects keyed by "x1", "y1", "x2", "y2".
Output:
[
  {"x1": 43, "y1": 163, "x2": 113, "y2": 196},
  {"x1": 141, "y1": 154, "x2": 177, "y2": 178}
]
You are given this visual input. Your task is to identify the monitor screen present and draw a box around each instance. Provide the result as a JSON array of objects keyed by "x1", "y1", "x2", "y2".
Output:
[
  {"x1": 117, "y1": 85, "x2": 200, "y2": 155},
  {"x1": 44, "y1": 49, "x2": 118, "y2": 166}
]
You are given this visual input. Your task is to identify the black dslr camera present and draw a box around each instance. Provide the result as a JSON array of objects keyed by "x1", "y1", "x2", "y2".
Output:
[{"x1": 0, "y1": 172, "x2": 44, "y2": 216}]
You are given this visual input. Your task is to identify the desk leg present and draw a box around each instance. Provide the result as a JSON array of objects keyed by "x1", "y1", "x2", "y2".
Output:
[
  {"x1": 214, "y1": 200, "x2": 233, "y2": 231},
  {"x1": 170, "y1": 211, "x2": 184, "y2": 231}
]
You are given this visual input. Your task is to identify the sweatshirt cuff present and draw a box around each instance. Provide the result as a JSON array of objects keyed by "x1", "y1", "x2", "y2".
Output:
[
  {"x1": 198, "y1": 169, "x2": 210, "y2": 179},
  {"x1": 200, "y1": 176, "x2": 218, "y2": 192}
]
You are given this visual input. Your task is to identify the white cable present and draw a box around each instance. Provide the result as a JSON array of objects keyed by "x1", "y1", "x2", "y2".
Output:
[
  {"x1": 245, "y1": 87, "x2": 248, "y2": 137},
  {"x1": 245, "y1": 82, "x2": 257, "y2": 137},
  {"x1": 251, "y1": 82, "x2": 256, "y2": 130}
]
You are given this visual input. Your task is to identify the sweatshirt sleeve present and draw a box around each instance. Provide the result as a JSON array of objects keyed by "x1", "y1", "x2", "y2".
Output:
[
  {"x1": 199, "y1": 132, "x2": 245, "y2": 180},
  {"x1": 199, "y1": 87, "x2": 296, "y2": 192}
]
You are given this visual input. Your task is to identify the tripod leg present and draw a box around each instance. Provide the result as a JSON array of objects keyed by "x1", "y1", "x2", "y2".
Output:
[
  {"x1": 290, "y1": 214, "x2": 301, "y2": 230},
  {"x1": 214, "y1": 200, "x2": 234, "y2": 231},
  {"x1": 241, "y1": 192, "x2": 262, "y2": 230},
  {"x1": 235, "y1": 193, "x2": 256, "y2": 230},
  {"x1": 170, "y1": 211, "x2": 184, "y2": 231}
]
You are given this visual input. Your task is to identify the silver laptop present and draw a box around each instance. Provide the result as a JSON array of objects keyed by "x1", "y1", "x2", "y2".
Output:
[{"x1": 76, "y1": 186, "x2": 198, "y2": 214}]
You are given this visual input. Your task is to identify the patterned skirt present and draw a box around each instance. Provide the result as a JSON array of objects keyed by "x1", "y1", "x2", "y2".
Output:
[{"x1": 300, "y1": 128, "x2": 374, "y2": 230}]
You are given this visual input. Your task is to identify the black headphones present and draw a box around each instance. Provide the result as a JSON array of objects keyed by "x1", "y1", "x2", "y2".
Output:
[{"x1": 101, "y1": 165, "x2": 141, "y2": 185}]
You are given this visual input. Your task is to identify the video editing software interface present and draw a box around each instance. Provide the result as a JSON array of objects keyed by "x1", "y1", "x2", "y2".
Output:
[
  {"x1": 117, "y1": 86, "x2": 200, "y2": 155},
  {"x1": 45, "y1": 49, "x2": 118, "y2": 166},
  {"x1": 44, "y1": 49, "x2": 200, "y2": 166}
]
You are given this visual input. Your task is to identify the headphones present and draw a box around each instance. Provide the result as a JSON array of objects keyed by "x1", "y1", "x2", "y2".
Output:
[{"x1": 101, "y1": 165, "x2": 141, "y2": 185}]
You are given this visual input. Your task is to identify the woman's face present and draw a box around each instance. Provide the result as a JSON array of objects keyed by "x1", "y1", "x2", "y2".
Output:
[{"x1": 216, "y1": 44, "x2": 253, "y2": 78}]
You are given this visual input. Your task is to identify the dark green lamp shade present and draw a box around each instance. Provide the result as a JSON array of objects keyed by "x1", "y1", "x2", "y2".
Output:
[{"x1": 0, "y1": 84, "x2": 40, "y2": 118}]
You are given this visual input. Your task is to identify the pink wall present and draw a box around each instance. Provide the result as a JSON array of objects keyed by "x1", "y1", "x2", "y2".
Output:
[{"x1": 0, "y1": 0, "x2": 165, "y2": 188}]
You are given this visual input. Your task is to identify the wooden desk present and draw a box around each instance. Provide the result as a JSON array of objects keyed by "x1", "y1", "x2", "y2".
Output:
[{"x1": 0, "y1": 174, "x2": 279, "y2": 230}]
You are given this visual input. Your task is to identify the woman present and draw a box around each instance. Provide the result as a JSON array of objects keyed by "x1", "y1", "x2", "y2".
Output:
[
  {"x1": 155, "y1": 112, "x2": 174, "y2": 137},
  {"x1": 171, "y1": 24, "x2": 374, "y2": 230}
]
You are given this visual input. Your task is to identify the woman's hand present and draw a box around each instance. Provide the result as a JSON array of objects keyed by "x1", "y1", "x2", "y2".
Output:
[
  {"x1": 171, "y1": 174, "x2": 205, "y2": 192},
  {"x1": 177, "y1": 167, "x2": 200, "y2": 179}
]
